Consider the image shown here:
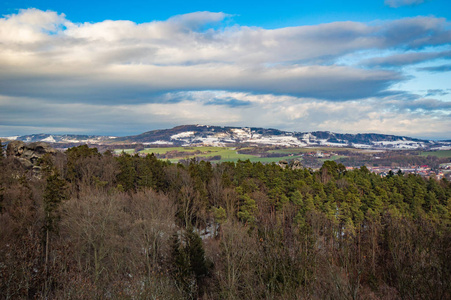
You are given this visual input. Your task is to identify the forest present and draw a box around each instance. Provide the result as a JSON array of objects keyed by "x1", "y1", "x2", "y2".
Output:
[{"x1": 0, "y1": 143, "x2": 450, "y2": 299}]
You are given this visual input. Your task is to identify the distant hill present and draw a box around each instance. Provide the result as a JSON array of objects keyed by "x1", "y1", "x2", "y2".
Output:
[
  {"x1": 2, "y1": 134, "x2": 113, "y2": 144},
  {"x1": 112, "y1": 125, "x2": 448, "y2": 150},
  {"x1": 3, "y1": 125, "x2": 450, "y2": 150}
]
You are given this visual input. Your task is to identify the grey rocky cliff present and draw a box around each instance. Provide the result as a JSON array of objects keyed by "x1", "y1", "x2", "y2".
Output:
[{"x1": 6, "y1": 141, "x2": 57, "y2": 169}]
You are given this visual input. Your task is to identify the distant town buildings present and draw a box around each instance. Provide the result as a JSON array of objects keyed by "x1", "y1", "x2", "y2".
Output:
[{"x1": 368, "y1": 164, "x2": 449, "y2": 180}]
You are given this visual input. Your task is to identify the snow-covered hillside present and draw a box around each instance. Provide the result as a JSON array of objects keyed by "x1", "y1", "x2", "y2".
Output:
[
  {"x1": 113, "y1": 125, "x2": 449, "y2": 149},
  {"x1": 3, "y1": 125, "x2": 450, "y2": 150},
  {"x1": 1, "y1": 134, "x2": 114, "y2": 144}
]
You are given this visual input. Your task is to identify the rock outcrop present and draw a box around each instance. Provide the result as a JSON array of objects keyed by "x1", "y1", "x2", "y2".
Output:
[
  {"x1": 278, "y1": 159, "x2": 303, "y2": 170},
  {"x1": 290, "y1": 159, "x2": 303, "y2": 170},
  {"x1": 6, "y1": 141, "x2": 57, "y2": 169},
  {"x1": 278, "y1": 160, "x2": 289, "y2": 169}
]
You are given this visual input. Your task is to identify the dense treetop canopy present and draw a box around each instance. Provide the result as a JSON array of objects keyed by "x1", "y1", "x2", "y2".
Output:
[{"x1": 0, "y1": 145, "x2": 450, "y2": 298}]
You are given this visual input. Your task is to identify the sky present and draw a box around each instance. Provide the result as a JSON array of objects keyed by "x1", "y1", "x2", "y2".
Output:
[{"x1": 0, "y1": 0, "x2": 450, "y2": 139}]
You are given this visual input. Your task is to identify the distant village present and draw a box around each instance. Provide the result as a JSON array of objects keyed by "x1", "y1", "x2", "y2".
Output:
[
  {"x1": 365, "y1": 164, "x2": 449, "y2": 180},
  {"x1": 301, "y1": 151, "x2": 451, "y2": 181}
]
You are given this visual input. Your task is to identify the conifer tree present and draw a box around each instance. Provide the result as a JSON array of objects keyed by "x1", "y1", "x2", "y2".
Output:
[
  {"x1": 185, "y1": 228, "x2": 210, "y2": 282},
  {"x1": 291, "y1": 190, "x2": 303, "y2": 206},
  {"x1": 43, "y1": 170, "x2": 67, "y2": 233},
  {"x1": 171, "y1": 232, "x2": 193, "y2": 296},
  {"x1": 42, "y1": 166, "x2": 67, "y2": 292},
  {"x1": 171, "y1": 227, "x2": 211, "y2": 298},
  {"x1": 116, "y1": 153, "x2": 138, "y2": 192},
  {"x1": 237, "y1": 194, "x2": 258, "y2": 225}
]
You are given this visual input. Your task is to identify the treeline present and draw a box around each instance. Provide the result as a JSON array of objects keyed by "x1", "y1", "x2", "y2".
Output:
[{"x1": 0, "y1": 144, "x2": 451, "y2": 299}]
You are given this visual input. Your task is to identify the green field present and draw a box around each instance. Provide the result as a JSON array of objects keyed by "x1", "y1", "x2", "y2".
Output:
[
  {"x1": 112, "y1": 145, "x2": 376, "y2": 164},
  {"x1": 113, "y1": 146, "x2": 308, "y2": 164},
  {"x1": 420, "y1": 150, "x2": 451, "y2": 158},
  {"x1": 140, "y1": 147, "x2": 256, "y2": 162}
]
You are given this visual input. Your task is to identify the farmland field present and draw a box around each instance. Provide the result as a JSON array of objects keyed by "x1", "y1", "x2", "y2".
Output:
[
  {"x1": 111, "y1": 146, "x2": 358, "y2": 164},
  {"x1": 141, "y1": 147, "x2": 256, "y2": 162},
  {"x1": 112, "y1": 146, "x2": 309, "y2": 163},
  {"x1": 420, "y1": 150, "x2": 451, "y2": 158}
]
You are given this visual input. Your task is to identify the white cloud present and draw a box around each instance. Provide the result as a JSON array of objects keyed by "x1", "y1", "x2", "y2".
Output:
[
  {"x1": 0, "y1": 9, "x2": 450, "y2": 138},
  {"x1": 0, "y1": 8, "x2": 66, "y2": 43},
  {"x1": 3, "y1": 91, "x2": 449, "y2": 139},
  {"x1": 6, "y1": 11, "x2": 450, "y2": 101}
]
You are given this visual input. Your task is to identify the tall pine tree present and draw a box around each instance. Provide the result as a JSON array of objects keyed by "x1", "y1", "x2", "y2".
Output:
[{"x1": 171, "y1": 227, "x2": 211, "y2": 298}]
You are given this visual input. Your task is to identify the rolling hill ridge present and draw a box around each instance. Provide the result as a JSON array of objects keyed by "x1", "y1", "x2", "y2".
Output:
[{"x1": 4, "y1": 125, "x2": 450, "y2": 150}]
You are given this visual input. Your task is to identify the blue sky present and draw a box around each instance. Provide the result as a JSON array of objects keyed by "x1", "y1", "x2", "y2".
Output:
[
  {"x1": 0, "y1": 0, "x2": 450, "y2": 139},
  {"x1": 2, "y1": 0, "x2": 450, "y2": 27}
]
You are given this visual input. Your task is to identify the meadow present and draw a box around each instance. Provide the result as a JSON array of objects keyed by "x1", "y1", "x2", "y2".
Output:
[
  {"x1": 112, "y1": 146, "x2": 451, "y2": 167},
  {"x1": 112, "y1": 146, "x2": 352, "y2": 164},
  {"x1": 420, "y1": 150, "x2": 451, "y2": 158}
]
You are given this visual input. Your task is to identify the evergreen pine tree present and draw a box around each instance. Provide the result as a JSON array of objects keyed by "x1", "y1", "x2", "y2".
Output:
[
  {"x1": 171, "y1": 227, "x2": 211, "y2": 298},
  {"x1": 42, "y1": 166, "x2": 67, "y2": 290},
  {"x1": 171, "y1": 232, "x2": 194, "y2": 296},
  {"x1": 43, "y1": 170, "x2": 67, "y2": 233},
  {"x1": 186, "y1": 227, "x2": 210, "y2": 282},
  {"x1": 291, "y1": 190, "x2": 303, "y2": 206},
  {"x1": 237, "y1": 194, "x2": 258, "y2": 225}
]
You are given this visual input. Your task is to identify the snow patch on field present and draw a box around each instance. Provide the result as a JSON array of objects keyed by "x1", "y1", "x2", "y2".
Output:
[
  {"x1": 431, "y1": 145, "x2": 451, "y2": 150},
  {"x1": 41, "y1": 135, "x2": 56, "y2": 143},
  {"x1": 193, "y1": 137, "x2": 226, "y2": 147},
  {"x1": 1, "y1": 136, "x2": 19, "y2": 140},
  {"x1": 320, "y1": 142, "x2": 348, "y2": 147},
  {"x1": 300, "y1": 133, "x2": 318, "y2": 144},
  {"x1": 248, "y1": 136, "x2": 307, "y2": 147},
  {"x1": 143, "y1": 140, "x2": 174, "y2": 145},
  {"x1": 171, "y1": 131, "x2": 195, "y2": 139},
  {"x1": 231, "y1": 128, "x2": 252, "y2": 138},
  {"x1": 372, "y1": 140, "x2": 427, "y2": 149},
  {"x1": 352, "y1": 144, "x2": 373, "y2": 149}
]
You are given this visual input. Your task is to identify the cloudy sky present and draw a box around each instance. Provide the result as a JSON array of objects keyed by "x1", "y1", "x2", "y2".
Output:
[{"x1": 0, "y1": 0, "x2": 450, "y2": 139}]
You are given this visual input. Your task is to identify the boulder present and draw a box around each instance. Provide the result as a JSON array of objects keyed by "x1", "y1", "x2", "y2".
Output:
[
  {"x1": 6, "y1": 141, "x2": 57, "y2": 169},
  {"x1": 290, "y1": 160, "x2": 303, "y2": 170},
  {"x1": 278, "y1": 159, "x2": 303, "y2": 170},
  {"x1": 278, "y1": 160, "x2": 288, "y2": 168}
]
